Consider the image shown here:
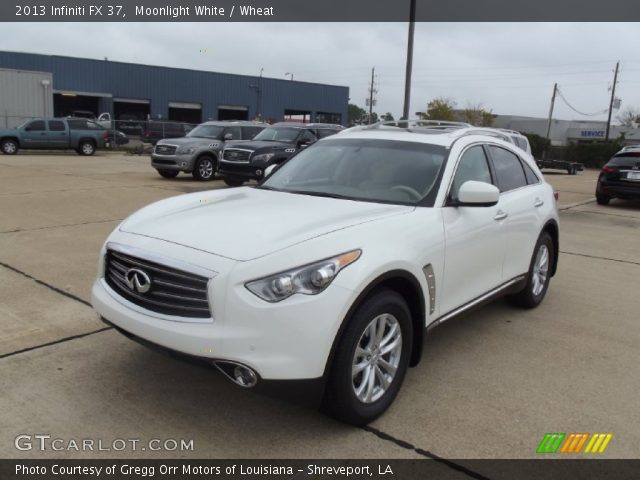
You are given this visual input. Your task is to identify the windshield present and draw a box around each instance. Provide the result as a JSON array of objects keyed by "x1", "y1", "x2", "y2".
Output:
[
  {"x1": 187, "y1": 125, "x2": 224, "y2": 139},
  {"x1": 261, "y1": 138, "x2": 447, "y2": 205},
  {"x1": 253, "y1": 127, "x2": 300, "y2": 142}
]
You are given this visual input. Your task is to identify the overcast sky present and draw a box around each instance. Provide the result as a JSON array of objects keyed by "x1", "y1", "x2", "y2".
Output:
[{"x1": 2, "y1": 22, "x2": 639, "y2": 123}]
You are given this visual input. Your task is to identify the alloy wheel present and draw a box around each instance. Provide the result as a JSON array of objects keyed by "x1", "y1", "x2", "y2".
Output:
[
  {"x1": 532, "y1": 244, "x2": 549, "y2": 296},
  {"x1": 199, "y1": 159, "x2": 214, "y2": 179},
  {"x1": 352, "y1": 313, "x2": 402, "y2": 403}
]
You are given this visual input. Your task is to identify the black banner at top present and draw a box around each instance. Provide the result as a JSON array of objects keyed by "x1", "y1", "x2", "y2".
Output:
[{"x1": 2, "y1": 0, "x2": 640, "y2": 22}]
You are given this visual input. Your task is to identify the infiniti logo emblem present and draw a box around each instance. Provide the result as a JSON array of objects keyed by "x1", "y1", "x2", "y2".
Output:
[{"x1": 124, "y1": 268, "x2": 152, "y2": 293}]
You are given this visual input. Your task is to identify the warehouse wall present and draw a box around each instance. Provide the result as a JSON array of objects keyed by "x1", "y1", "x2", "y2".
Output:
[
  {"x1": 0, "y1": 51, "x2": 349, "y2": 124},
  {"x1": 0, "y1": 67, "x2": 54, "y2": 128}
]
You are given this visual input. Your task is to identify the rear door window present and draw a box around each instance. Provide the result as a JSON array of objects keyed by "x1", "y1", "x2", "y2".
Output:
[
  {"x1": 488, "y1": 145, "x2": 528, "y2": 192},
  {"x1": 48, "y1": 120, "x2": 66, "y2": 131},
  {"x1": 522, "y1": 161, "x2": 540, "y2": 184}
]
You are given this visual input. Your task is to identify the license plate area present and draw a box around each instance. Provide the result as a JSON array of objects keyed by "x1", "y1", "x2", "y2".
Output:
[{"x1": 626, "y1": 171, "x2": 640, "y2": 180}]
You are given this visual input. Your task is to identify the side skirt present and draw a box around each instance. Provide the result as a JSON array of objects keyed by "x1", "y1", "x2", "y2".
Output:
[{"x1": 427, "y1": 275, "x2": 527, "y2": 331}]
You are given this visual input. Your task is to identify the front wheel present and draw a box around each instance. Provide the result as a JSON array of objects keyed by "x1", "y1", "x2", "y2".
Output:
[
  {"x1": 323, "y1": 289, "x2": 412, "y2": 425},
  {"x1": 192, "y1": 156, "x2": 216, "y2": 181},
  {"x1": 157, "y1": 169, "x2": 179, "y2": 179},
  {"x1": 1, "y1": 139, "x2": 19, "y2": 155},
  {"x1": 78, "y1": 141, "x2": 96, "y2": 156},
  {"x1": 508, "y1": 232, "x2": 554, "y2": 309}
]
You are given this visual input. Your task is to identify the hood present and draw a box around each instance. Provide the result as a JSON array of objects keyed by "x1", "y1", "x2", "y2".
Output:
[
  {"x1": 225, "y1": 140, "x2": 291, "y2": 152},
  {"x1": 120, "y1": 187, "x2": 413, "y2": 261}
]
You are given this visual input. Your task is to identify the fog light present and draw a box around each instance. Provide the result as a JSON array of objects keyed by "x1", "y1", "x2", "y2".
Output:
[
  {"x1": 234, "y1": 366, "x2": 258, "y2": 388},
  {"x1": 256, "y1": 169, "x2": 263, "y2": 176},
  {"x1": 181, "y1": 162, "x2": 187, "y2": 167}
]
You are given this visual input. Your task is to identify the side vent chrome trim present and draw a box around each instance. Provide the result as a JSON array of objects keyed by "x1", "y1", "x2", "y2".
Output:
[{"x1": 422, "y1": 264, "x2": 436, "y2": 315}]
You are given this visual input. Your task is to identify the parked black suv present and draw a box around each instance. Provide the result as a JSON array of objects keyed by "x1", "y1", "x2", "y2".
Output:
[
  {"x1": 218, "y1": 122, "x2": 343, "y2": 186},
  {"x1": 142, "y1": 121, "x2": 194, "y2": 145}
]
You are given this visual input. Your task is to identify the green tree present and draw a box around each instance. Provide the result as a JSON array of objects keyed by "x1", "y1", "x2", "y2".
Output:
[
  {"x1": 425, "y1": 98, "x2": 456, "y2": 121},
  {"x1": 461, "y1": 103, "x2": 495, "y2": 126},
  {"x1": 348, "y1": 104, "x2": 367, "y2": 126},
  {"x1": 381, "y1": 112, "x2": 394, "y2": 121}
]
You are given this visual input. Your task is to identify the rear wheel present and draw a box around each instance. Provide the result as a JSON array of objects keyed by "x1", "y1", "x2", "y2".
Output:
[
  {"x1": 596, "y1": 193, "x2": 610, "y2": 205},
  {"x1": 192, "y1": 155, "x2": 216, "y2": 181},
  {"x1": 78, "y1": 141, "x2": 96, "y2": 156},
  {"x1": 508, "y1": 232, "x2": 554, "y2": 309},
  {"x1": 1, "y1": 139, "x2": 18, "y2": 155},
  {"x1": 157, "y1": 169, "x2": 179, "y2": 179},
  {"x1": 223, "y1": 178, "x2": 244, "y2": 187},
  {"x1": 324, "y1": 289, "x2": 412, "y2": 425}
]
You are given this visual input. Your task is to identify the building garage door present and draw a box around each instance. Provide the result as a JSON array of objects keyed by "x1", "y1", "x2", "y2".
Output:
[
  {"x1": 218, "y1": 105, "x2": 249, "y2": 121},
  {"x1": 169, "y1": 102, "x2": 202, "y2": 124}
]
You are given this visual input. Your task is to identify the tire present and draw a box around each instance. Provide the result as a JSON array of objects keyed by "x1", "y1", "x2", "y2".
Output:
[
  {"x1": 508, "y1": 232, "x2": 554, "y2": 309},
  {"x1": 78, "y1": 141, "x2": 96, "y2": 156},
  {"x1": 223, "y1": 178, "x2": 244, "y2": 187},
  {"x1": 323, "y1": 289, "x2": 412, "y2": 425},
  {"x1": 596, "y1": 194, "x2": 610, "y2": 205},
  {"x1": 192, "y1": 155, "x2": 216, "y2": 181},
  {"x1": 1, "y1": 139, "x2": 18, "y2": 155},
  {"x1": 157, "y1": 169, "x2": 179, "y2": 179}
]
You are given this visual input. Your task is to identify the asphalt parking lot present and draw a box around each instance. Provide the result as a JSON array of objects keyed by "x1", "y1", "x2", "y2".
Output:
[{"x1": 1, "y1": 152, "x2": 638, "y2": 460}]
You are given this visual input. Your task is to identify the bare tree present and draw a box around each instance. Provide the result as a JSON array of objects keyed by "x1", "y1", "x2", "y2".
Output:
[
  {"x1": 461, "y1": 103, "x2": 495, "y2": 126},
  {"x1": 616, "y1": 107, "x2": 640, "y2": 127}
]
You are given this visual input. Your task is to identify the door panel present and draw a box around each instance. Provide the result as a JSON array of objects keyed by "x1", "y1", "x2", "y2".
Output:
[
  {"x1": 440, "y1": 144, "x2": 506, "y2": 314},
  {"x1": 441, "y1": 204, "x2": 507, "y2": 313},
  {"x1": 21, "y1": 120, "x2": 47, "y2": 148}
]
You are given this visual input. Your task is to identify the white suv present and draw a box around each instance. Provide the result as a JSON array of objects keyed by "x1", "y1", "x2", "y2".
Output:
[{"x1": 92, "y1": 120, "x2": 559, "y2": 425}]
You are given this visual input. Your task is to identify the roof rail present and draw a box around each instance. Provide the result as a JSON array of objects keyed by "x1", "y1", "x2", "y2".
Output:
[
  {"x1": 454, "y1": 128, "x2": 512, "y2": 142},
  {"x1": 367, "y1": 119, "x2": 471, "y2": 130}
]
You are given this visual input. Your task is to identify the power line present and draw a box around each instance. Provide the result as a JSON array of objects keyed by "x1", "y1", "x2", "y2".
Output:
[{"x1": 555, "y1": 87, "x2": 609, "y2": 117}]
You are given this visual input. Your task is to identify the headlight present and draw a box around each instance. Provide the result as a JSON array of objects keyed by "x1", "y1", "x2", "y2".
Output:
[
  {"x1": 252, "y1": 153, "x2": 275, "y2": 163},
  {"x1": 245, "y1": 250, "x2": 361, "y2": 302},
  {"x1": 177, "y1": 147, "x2": 196, "y2": 154}
]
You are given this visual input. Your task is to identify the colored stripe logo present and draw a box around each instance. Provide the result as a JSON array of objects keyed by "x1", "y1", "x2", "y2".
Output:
[{"x1": 537, "y1": 433, "x2": 612, "y2": 454}]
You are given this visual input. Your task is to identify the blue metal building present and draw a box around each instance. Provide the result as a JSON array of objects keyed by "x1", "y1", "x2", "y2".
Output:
[{"x1": 0, "y1": 51, "x2": 348, "y2": 125}]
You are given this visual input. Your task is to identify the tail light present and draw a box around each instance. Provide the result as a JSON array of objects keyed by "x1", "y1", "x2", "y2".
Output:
[
  {"x1": 553, "y1": 191, "x2": 559, "y2": 201},
  {"x1": 601, "y1": 166, "x2": 618, "y2": 174},
  {"x1": 103, "y1": 131, "x2": 109, "y2": 141}
]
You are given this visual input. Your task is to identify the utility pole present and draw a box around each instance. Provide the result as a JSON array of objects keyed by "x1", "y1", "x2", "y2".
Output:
[
  {"x1": 402, "y1": 0, "x2": 416, "y2": 121},
  {"x1": 545, "y1": 83, "x2": 557, "y2": 143},
  {"x1": 367, "y1": 67, "x2": 377, "y2": 124},
  {"x1": 605, "y1": 61, "x2": 620, "y2": 141}
]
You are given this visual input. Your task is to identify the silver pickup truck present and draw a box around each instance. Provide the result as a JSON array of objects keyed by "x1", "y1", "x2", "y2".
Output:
[{"x1": 0, "y1": 117, "x2": 109, "y2": 155}]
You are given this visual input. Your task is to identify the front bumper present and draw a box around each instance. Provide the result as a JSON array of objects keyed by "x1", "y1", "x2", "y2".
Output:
[
  {"x1": 218, "y1": 161, "x2": 265, "y2": 181},
  {"x1": 91, "y1": 267, "x2": 354, "y2": 381},
  {"x1": 151, "y1": 153, "x2": 196, "y2": 172}
]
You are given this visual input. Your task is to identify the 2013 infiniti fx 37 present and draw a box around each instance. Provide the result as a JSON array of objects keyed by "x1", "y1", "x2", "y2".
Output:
[{"x1": 92, "y1": 121, "x2": 559, "y2": 425}]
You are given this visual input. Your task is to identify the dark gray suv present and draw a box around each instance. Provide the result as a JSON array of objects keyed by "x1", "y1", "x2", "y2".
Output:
[{"x1": 151, "y1": 121, "x2": 266, "y2": 180}]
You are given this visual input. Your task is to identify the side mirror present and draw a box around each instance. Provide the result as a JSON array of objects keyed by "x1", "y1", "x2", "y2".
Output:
[
  {"x1": 224, "y1": 133, "x2": 233, "y2": 140},
  {"x1": 455, "y1": 181, "x2": 500, "y2": 207},
  {"x1": 264, "y1": 164, "x2": 279, "y2": 177}
]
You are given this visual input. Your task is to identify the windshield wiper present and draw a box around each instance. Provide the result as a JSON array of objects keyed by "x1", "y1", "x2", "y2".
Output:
[{"x1": 284, "y1": 189, "x2": 351, "y2": 200}]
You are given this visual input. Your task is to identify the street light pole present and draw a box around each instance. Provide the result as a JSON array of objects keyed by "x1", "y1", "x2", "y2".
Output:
[
  {"x1": 402, "y1": 0, "x2": 416, "y2": 121},
  {"x1": 285, "y1": 72, "x2": 293, "y2": 81}
]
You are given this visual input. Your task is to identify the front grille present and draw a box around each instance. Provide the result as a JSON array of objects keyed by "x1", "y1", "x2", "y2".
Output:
[
  {"x1": 152, "y1": 159, "x2": 176, "y2": 165},
  {"x1": 222, "y1": 149, "x2": 251, "y2": 162},
  {"x1": 105, "y1": 250, "x2": 211, "y2": 318},
  {"x1": 154, "y1": 145, "x2": 177, "y2": 155}
]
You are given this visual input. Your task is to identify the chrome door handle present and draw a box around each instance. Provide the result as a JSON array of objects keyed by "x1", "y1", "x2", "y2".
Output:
[
  {"x1": 534, "y1": 198, "x2": 544, "y2": 208},
  {"x1": 494, "y1": 210, "x2": 508, "y2": 221}
]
